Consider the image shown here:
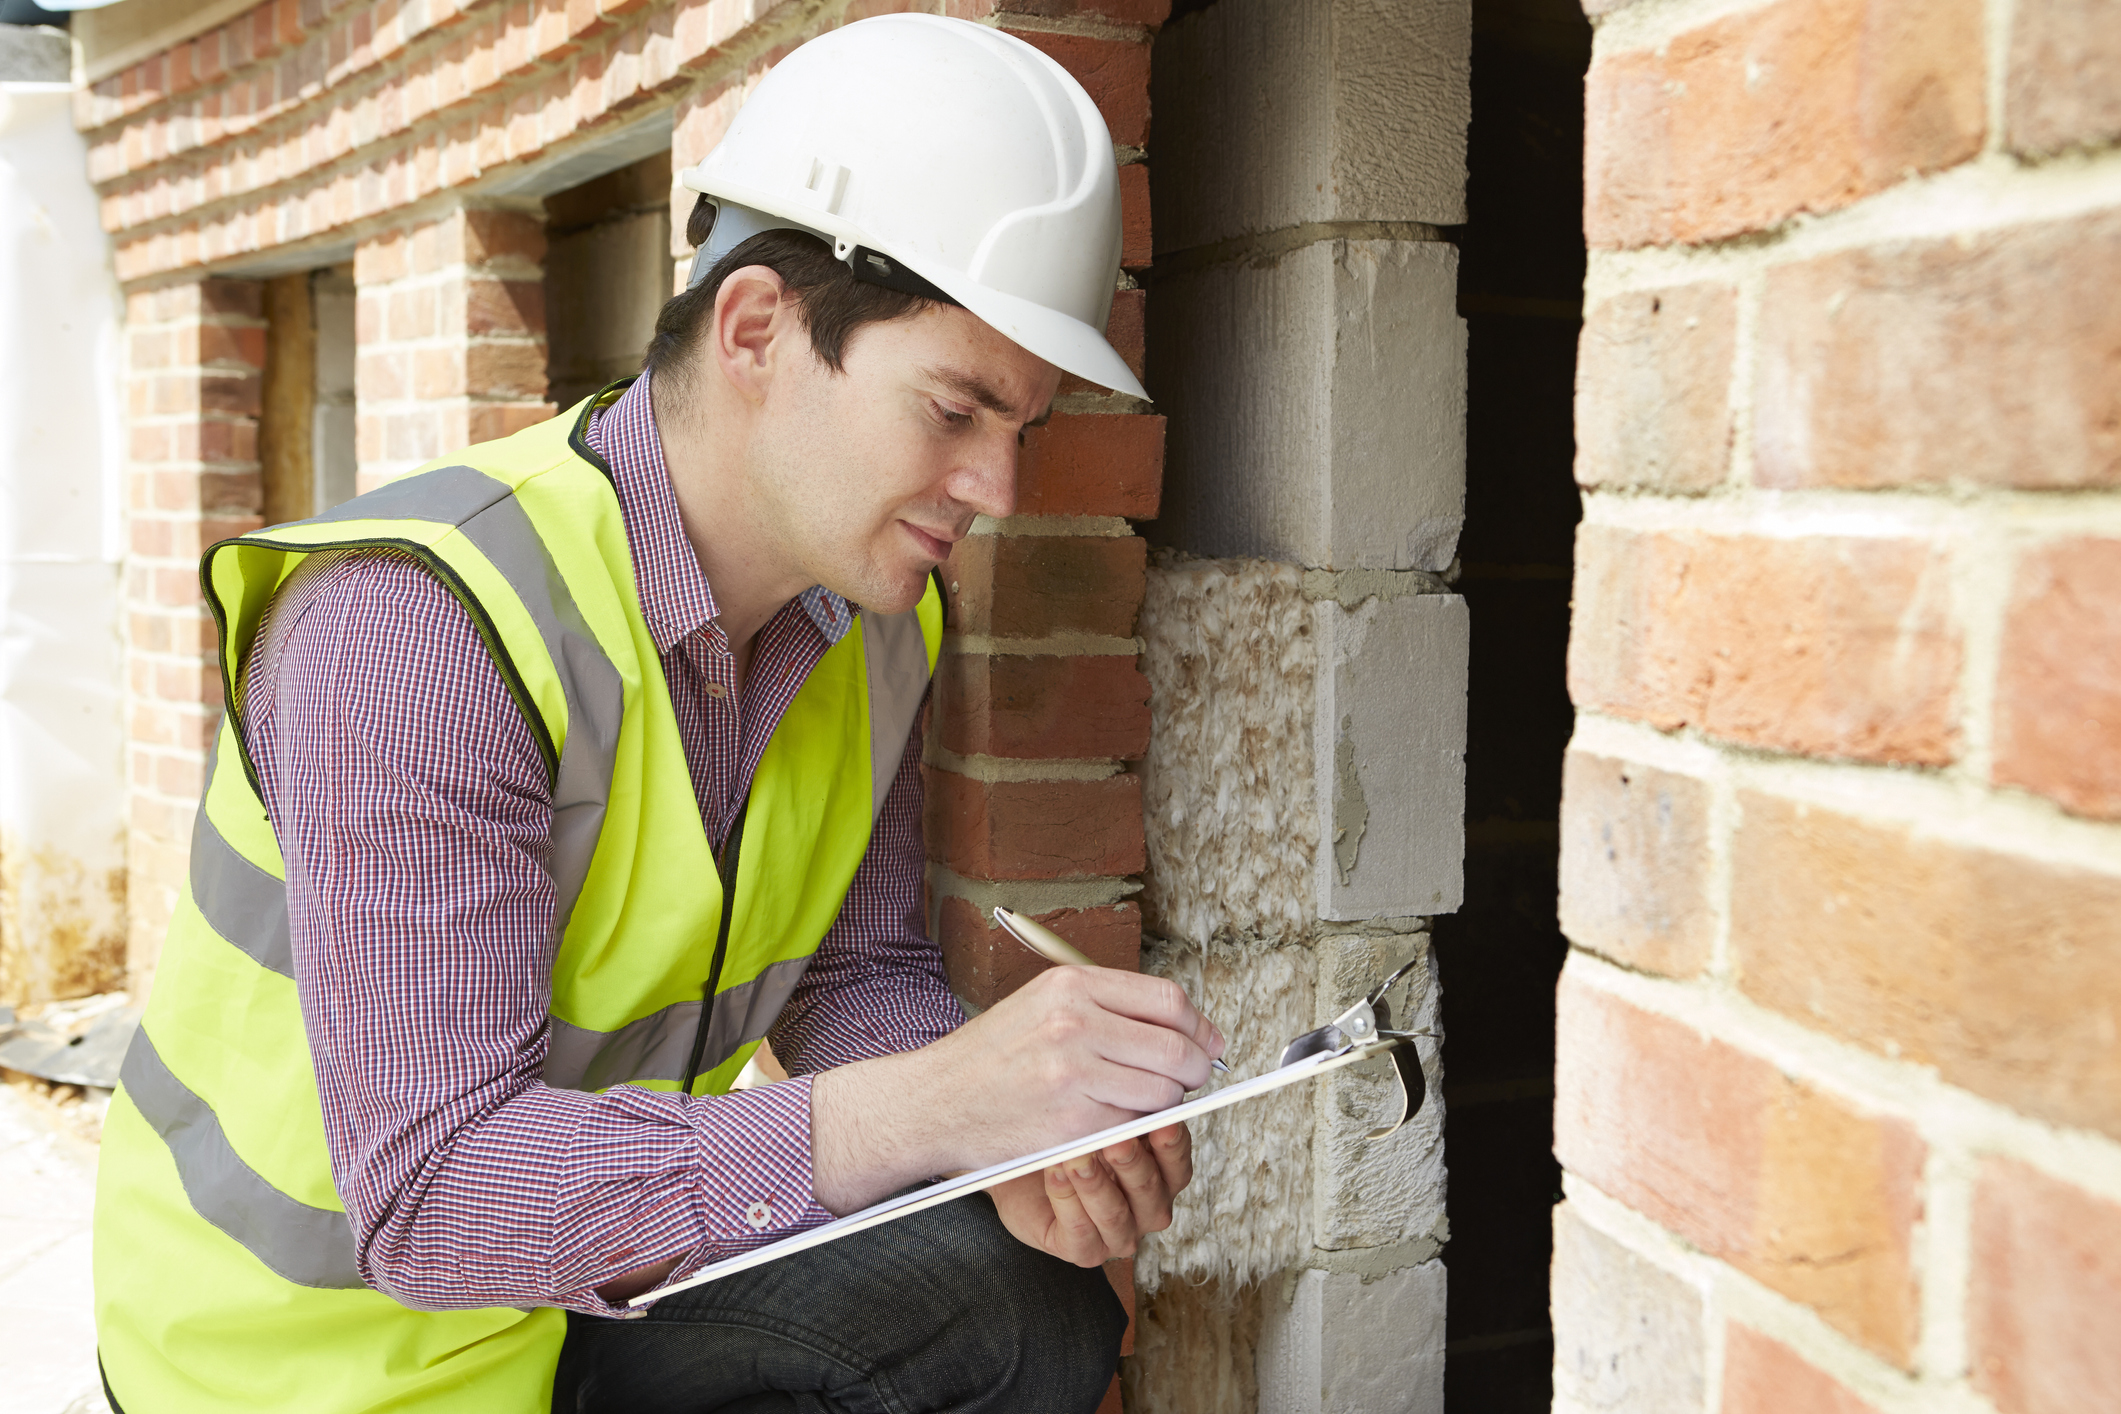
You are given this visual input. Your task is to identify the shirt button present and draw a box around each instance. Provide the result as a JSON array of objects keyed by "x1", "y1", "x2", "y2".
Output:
[
  {"x1": 706, "y1": 681, "x2": 728, "y2": 700},
  {"x1": 744, "y1": 1200, "x2": 775, "y2": 1231}
]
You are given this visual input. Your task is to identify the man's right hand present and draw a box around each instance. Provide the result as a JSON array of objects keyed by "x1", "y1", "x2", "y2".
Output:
[{"x1": 808, "y1": 966, "x2": 1225, "y2": 1217}]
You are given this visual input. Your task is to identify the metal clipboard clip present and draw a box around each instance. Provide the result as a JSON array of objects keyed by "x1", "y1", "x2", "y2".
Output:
[{"x1": 1274, "y1": 956, "x2": 1431, "y2": 1139}]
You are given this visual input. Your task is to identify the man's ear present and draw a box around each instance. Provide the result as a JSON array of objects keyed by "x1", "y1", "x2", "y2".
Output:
[{"x1": 710, "y1": 265, "x2": 796, "y2": 406}]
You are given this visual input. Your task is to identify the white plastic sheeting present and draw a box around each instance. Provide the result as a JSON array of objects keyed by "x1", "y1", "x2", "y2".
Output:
[{"x1": 0, "y1": 82, "x2": 127, "y2": 1004}]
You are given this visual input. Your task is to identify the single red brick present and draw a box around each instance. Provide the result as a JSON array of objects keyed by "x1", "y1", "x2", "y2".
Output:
[
  {"x1": 153, "y1": 658, "x2": 224, "y2": 707},
  {"x1": 938, "y1": 895, "x2": 1141, "y2": 1007},
  {"x1": 155, "y1": 750, "x2": 206, "y2": 800},
  {"x1": 1568, "y1": 527, "x2": 1962, "y2": 765},
  {"x1": 464, "y1": 340, "x2": 550, "y2": 400},
  {"x1": 1012, "y1": 31, "x2": 1150, "y2": 148},
  {"x1": 1557, "y1": 751, "x2": 1713, "y2": 978},
  {"x1": 2007, "y1": 0, "x2": 2121, "y2": 157},
  {"x1": 1755, "y1": 213, "x2": 2121, "y2": 490},
  {"x1": 130, "y1": 517, "x2": 174, "y2": 558},
  {"x1": 414, "y1": 346, "x2": 464, "y2": 400},
  {"x1": 1555, "y1": 976, "x2": 1924, "y2": 1364},
  {"x1": 193, "y1": 322, "x2": 268, "y2": 371},
  {"x1": 1585, "y1": 0, "x2": 1985, "y2": 248},
  {"x1": 924, "y1": 768, "x2": 1145, "y2": 879},
  {"x1": 944, "y1": 536, "x2": 1146, "y2": 641},
  {"x1": 1972, "y1": 1158, "x2": 2121, "y2": 1414},
  {"x1": 198, "y1": 278, "x2": 264, "y2": 319},
  {"x1": 1016, "y1": 414, "x2": 1164, "y2": 519},
  {"x1": 176, "y1": 469, "x2": 262, "y2": 515},
  {"x1": 1721, "y1": 1325, "x2": 1879, "y2": 1414},
  {"x1": 1575, "y1": 284, "x2": 1736, "y2": 492},
  {"x1": 389, "y1": 284, "x2": 438, "y2": 341},
  {"x1": 460, "y1": 206, "x2": 548, "y2": 266},
  {"x1": 942, "y1": 652, "x2": 1150, "y2": 762},
  {"x1": 199, "y1": 371, "x2": 263, "y2": 418},
  {"x1": 1994, "y1": 538, "x2": 2121, "y2": 819},
  {"x1": 1731, "y1": 790, "x2": 2121, "y2": 1141}
]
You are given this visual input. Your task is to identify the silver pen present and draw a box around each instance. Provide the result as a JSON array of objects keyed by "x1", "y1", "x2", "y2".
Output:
[{"x1": 991, "y1": 906, "x2": 1231, "y2": 1074}]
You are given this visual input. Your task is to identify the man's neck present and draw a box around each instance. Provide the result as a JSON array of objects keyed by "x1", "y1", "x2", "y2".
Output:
[{"x1": 647, "y1": 377, "x2": 809, "y2": 669}]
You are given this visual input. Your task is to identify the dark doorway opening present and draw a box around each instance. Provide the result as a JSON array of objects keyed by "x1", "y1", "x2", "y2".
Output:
[
  {"x1": 1432, "y1": 1, "x2": 1591, "y2": 1408},
  {"x1": 544, "y1": 152, "x2": 676, "y2": 411}
]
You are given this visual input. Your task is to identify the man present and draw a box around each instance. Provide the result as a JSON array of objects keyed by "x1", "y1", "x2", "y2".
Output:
[{"x1": 94, "y1": 16, "x2": 1223, "y2": 1413}]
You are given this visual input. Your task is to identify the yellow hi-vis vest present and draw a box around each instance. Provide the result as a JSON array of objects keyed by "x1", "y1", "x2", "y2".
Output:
[{"x1": 92, "y1": 384, "x2": 943, "y2": 1413}]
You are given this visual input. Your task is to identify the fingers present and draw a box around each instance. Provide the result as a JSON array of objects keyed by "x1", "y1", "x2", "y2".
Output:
[
  {"x1": 1144, "y1": 1122, "x2": 1193, "y2": 1198},
  {"x1": 1102, "y1": 1136, "x2": 1176, "y2": 1235},
  {"x1": 1077, "y1": 970, "x2": 1227, "y2": 1068},
  {"x1": 1029, "y1": 970, "x2": 1223, "y2": 1099},
  {"x1": 1043, "y1": 1156, "x2": 1138, "y2": 1266}
]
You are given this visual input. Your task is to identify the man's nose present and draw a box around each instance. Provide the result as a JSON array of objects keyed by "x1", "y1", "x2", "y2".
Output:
[{"x1": 950, "y1": 436, "x2": 1019, "y2": 522}]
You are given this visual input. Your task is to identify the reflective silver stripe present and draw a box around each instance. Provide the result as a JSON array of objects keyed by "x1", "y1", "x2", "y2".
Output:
[
  {"x1": 304, "y1": 464, "x2": 624, "y2": 936},
  {"x1": 189, "y1": 735, "x2": 295, "y2": 978},
  {"x1": 545, "y1": 954, "x2": 815, "y2": 1093},
  {"x1": 449, "y1": 488, "x2": 624, "y2": 937},
  {"x1": 861, "y1": 606, "x2": 934, "y2": 821},
  {"x1": 120, "y1": 1026, "x2": 366, "y2": 1289},
  {"x1": 302, "y1": 461, "x2": 513, "y2": 528}
]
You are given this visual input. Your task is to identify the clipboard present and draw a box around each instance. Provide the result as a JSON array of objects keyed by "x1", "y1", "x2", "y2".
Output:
[{"x1": 632, "y1": 962, "x2": 1429, "y2": 1307}]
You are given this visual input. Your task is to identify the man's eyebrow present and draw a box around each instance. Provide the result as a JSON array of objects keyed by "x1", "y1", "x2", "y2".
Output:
[{"x1": 923, "y1": 365, "x2": 1043, "y2": 424}]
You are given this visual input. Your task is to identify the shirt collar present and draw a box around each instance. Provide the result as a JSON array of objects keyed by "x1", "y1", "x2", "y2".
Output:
[{"x1": 585, "y1": 374, "x2": 856, "y2": 653}]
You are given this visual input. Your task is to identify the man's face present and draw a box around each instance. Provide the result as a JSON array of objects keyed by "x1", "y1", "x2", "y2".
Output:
[{"x1": 747, "y1": 302, "x2": 1062, "y2": 615}]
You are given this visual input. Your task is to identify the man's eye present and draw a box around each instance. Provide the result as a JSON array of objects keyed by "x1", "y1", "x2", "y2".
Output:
[{"x1": 933, "y1": 401, "x2": 975, "y2": 425}]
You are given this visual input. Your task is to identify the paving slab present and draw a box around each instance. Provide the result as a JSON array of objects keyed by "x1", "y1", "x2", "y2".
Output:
[{"x1": 0, "y1": 1083, "x2": 108, "y2": 1414}]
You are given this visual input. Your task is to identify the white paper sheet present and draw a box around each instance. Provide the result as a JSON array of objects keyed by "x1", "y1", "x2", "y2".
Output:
[{"x1": 632, "y1": 1040, "x2": 1400, "y2": 1306}]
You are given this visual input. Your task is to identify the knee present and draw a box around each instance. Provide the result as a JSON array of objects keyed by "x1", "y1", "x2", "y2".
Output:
[{"x1": 904, "y1": 1198, "x2": 1126, "y2": 1414}]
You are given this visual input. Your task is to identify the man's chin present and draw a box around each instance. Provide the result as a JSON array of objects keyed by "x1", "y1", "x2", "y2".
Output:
[{"x1": 831, "y1": 563, "x2": 932, "y2": 617}]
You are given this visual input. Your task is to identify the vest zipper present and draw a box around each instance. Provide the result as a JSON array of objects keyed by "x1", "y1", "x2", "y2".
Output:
[{"x1": 680, "y1": 798, "x2": 750, "y2": 1097}]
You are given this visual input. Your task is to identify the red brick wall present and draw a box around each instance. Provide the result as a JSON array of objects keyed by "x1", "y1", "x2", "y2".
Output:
[
  {"x1": 1557, "y1": 1, "x2": 2121, "y2": 1410},
  {"x1": 353, "y1": 205, "x2": 551, "y2": 490},
  {"x1": 121, "y1": 278, "x2": 266, "y2": 983}
]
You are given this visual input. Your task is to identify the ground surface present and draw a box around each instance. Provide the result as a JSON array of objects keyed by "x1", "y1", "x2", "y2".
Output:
[{"x1": 0, "y1": 1080, "x2": 109, "y2": 1414}]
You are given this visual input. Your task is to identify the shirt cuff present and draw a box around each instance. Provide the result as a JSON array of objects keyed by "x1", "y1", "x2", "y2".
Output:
[{"x1": 645, "y1": 1075, "x2": 836, "y2": 1302}]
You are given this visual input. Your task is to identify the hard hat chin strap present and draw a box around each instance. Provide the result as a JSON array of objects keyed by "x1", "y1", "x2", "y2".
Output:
[{"x1": 685, "y1": 199, "x2": 960, "y2": 309}]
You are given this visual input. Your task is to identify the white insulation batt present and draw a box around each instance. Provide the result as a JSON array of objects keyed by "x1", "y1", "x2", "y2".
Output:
[
  {"x1": 1139, "y1": 553, "x2": 1320, "y2": 947},
  {"x1": 1137, "y1": 934, "x2": 1318, "y2": 1292},
  {"x1": 1136, "y1": 554, "x2": 1322, "y2": 1295},
  {"x1": 0, "y1": 83, "x2": 127, "y2": 1005}
]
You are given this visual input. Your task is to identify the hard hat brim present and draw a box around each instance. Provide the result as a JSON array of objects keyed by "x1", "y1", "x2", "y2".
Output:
[{"x1": 896, "y1": 253, "x2": 1150, "y2": 403}]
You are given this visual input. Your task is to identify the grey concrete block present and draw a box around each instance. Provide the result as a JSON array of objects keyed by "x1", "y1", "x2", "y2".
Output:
[
  {"x1": 1257, "y1": 1263, "x2": 1448, "y2": 1414},
  {"x1": 1313, "y1": 593, "x2": 1467, "y2": 920},
  {"x1": 1152, "y1": 240, "x2": 1466, "y2": 575},
  {"x1": 1551, "y1": 1204, "x2": 1707, "y2": 1414},
  {"x1": 1153, "y1": 0, "x2": 1471, "y2": 250},
  {"x1": 1310, "y1": 933, "x2": 1446, "y2": 1251}
]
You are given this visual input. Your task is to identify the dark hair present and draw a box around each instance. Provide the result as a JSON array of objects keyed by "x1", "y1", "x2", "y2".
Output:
[{"x1": 643, "y1": 196, "x2": 935, "y2": 395}]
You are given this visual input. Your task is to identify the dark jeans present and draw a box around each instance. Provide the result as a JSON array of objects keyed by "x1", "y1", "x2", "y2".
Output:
[{"x1": 552, "y1": 1193, "x2": 1126, "y2": 1414}]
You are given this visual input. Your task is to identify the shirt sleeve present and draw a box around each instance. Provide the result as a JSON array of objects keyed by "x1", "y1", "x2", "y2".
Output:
[
  {"x1": 768, "y1": 702, "x2": 968, "y2": 1076},
  {"x1": 246, "y1": 550, "x2": 833, "y2": 1315}
]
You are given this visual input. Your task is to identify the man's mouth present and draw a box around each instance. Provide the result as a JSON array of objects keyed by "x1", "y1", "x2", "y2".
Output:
[{"x1": 901, "y1": 521, "x2": 958, "y2": 561}]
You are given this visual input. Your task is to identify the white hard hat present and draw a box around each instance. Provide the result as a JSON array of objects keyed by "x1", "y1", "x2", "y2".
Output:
[{"x1": 676, "y1": 14, "x2": 1144, "y2": 400}]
